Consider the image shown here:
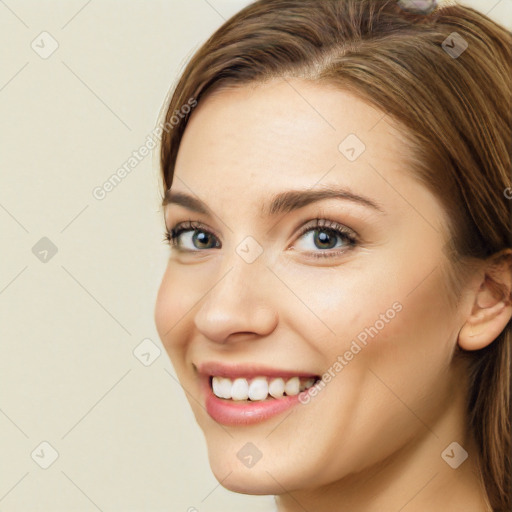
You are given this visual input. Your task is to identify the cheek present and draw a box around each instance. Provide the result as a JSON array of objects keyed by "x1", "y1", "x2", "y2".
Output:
[
  {"x1": 288, "y1": 246, "x2": 456, "y2": 407},
  {"x1": 154, "y1": 266, "x2": 194, "y2": 355},
  {"x1": 293, "y1": 269, "x2": 457, "y2": 477},
  {"x1": 281, "y1": 256, "x2": 403, "y2": 347},
  {"x1": 365, "y1": 267, "x2": 457, "y2": 410},
  {"x1": 330, "y1": 259, "x2": 458, "y2": 444}
]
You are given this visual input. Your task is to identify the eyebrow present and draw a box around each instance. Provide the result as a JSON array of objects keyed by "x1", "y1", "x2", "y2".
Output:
[{"x1": 162, "y1": 186, "x2": 384, "y2": 216}]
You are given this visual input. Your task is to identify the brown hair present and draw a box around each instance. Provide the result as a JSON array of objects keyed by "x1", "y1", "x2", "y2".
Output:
[{"x1": 159, "y1": 1, "x2": 512, "y2": 509}]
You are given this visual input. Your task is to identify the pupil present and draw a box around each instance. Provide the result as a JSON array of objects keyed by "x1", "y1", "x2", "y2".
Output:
[
  {"x1": 194, "y1": 231, "x2": 211, "y2": 248},
  {"x1": 315, "y1": 230, "x2": 337, "y2": 249}
]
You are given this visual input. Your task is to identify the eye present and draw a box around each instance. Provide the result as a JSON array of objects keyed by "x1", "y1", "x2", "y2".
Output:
[
  {"x1": 163, "y1": 218, "x2": 358, "y2": 259},
  {"x1": 293, "y1": 218, "x2": 358, "y2": 259},
  {"x1": 164, "y1": 220, "x2": 220, "y2": 251}
]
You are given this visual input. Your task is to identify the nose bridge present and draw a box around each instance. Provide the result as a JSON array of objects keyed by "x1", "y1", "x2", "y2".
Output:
[{"x1": 193, "y1": 249, "x2": 278, "y2": 343}]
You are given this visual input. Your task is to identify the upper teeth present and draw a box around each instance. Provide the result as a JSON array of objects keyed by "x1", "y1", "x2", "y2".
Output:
[{"x1": 211, "y1": 376, "x2": 316, "y2": 401}]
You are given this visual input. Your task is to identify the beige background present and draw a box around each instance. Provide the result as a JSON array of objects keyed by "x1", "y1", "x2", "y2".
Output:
[{"x1": 1, "y1": 1, "x2": 510, "y2": 510}]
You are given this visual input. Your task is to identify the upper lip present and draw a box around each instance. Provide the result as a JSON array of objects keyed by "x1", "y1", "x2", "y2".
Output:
[{"x1": 196, "y1": 361, "x2": 320, "y2": 380}]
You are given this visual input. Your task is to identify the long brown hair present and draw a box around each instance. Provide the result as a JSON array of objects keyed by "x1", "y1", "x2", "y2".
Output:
[{"x1": 159, "y1": 1, "x2": 512, "y2": 509}]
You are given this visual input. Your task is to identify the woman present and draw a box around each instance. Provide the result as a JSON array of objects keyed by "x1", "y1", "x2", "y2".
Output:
[{"x1": 154, "y1": 1, "x2": 512, "y2": 510}]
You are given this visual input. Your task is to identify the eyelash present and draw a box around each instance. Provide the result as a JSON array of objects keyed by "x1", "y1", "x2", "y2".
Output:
[{"x1": 163, "y1": 218, "x2": 358, "y2": 259}]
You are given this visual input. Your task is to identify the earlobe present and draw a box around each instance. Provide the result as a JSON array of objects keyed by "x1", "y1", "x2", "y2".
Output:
[
  {"x1": 458, "y1": 250, "x2": 512, "y2": 351},
  {"x1": 458, "y1": 301, "x2": 509, "y2": 350}
]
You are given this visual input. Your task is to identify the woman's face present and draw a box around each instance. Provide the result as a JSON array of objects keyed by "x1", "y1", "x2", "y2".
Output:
[{"x1": 154, "y1": 79, "x2": 470, "y2": 496}]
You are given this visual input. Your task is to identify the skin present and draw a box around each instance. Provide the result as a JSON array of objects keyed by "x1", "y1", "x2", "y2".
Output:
[{"x1": 154, "y1": 79, "x2": 512, "y2": 511}]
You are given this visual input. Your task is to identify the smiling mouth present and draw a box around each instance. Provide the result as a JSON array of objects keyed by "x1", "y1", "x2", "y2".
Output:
[{"x1": 209, "y1": 375, "x2": 321, "y2": 402}]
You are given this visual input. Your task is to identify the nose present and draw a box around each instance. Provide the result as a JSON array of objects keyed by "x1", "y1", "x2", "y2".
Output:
[{"x1": 193, "y1": 259, "x2": 279, "y2": 344}]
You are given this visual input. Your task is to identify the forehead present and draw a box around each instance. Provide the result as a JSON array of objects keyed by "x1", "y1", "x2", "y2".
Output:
[{"x1": 175, "y1": 79, "x2": 392, "y2": 181}]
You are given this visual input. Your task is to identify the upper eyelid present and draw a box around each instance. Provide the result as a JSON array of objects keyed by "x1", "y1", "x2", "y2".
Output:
[
  {"x1": 296, "y1": 218, "x2": 357, "y2": 235},
  {"x1": 169, "y1": 220, "x2": 219, "y2": 238}
]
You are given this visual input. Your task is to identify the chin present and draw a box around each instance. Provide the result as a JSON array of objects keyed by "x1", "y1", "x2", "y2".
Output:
[
  {"x1": 208, "y1": 461, "x2": 285, "y2": 496},
  {"x1": 204, "y1": 441, "x2": 322, "y2": 496}
]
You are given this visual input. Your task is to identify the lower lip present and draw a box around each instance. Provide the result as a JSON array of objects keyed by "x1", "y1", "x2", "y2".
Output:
[{"x1": 203, "y1": 378, "x2": 311, "y2": 426}]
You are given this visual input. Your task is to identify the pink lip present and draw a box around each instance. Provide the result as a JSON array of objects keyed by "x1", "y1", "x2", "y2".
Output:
[{"x1": 196, "y1": 362, "x2": 319, "y2": 426}]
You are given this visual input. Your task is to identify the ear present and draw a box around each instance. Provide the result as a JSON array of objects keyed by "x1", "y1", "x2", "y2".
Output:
[{"x1": 458, "y1": 249, "x2": 512, "y2": 351}]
